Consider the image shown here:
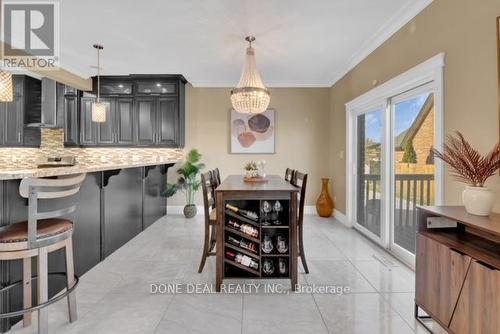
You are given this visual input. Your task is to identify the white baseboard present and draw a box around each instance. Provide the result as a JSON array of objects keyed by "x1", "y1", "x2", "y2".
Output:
[{"x1": 333, "y1": 209, "x2": 351, "y2": 227}]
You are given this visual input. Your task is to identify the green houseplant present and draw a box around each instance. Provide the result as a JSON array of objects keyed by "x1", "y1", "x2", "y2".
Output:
[{"x1": 164, "y1": 149, "x2": 205, "y2": 218}]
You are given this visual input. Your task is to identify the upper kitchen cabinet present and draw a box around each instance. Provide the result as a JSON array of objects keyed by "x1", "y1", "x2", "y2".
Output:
[
  {"x1": 0, "y1": 75, "x2": 41, "y2": 147},
  {"x1": 72, "y1": 74, "x2": 186, "y2": 148},
  {"x1": 59, "y1": 83, "x2": 80, "y2": 147}
]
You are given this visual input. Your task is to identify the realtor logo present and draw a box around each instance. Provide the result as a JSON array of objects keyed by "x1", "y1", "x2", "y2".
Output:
[{"x1": 1, "y1": 1, "x2": 60, "y2": 69}]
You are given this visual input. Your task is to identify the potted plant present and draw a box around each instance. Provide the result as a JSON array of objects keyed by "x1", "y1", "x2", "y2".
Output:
[
  {"x1": 164, "y1": 149, "x2": 205, "y2": 218},
  {"x1": 433, "y1": 131, "x2": 500, "y2": 216},
  {"x1": 244, "y1": 161, "x2": 259, "y2": 178}
]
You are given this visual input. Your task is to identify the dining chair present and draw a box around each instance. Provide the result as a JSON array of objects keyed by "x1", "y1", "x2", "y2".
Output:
[
  {"x1": 0, "y1": 173, "x2": 86, "y2": 334},
  {"x1": 284, "y1": 168, "x2": 295, "y2": 182},
  {"x1": 198, "y1": 170, "x2": 217, "y2": 273},
  {"x1": 212, "y1": 168, "x2": 221, "y2": 187},
  {"x1": 292, "y1": 170, "x2": 309, "y2": 274}
]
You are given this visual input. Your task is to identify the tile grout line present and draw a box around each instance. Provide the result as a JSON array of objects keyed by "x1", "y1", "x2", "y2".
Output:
[
  {"x1": 380, "y1": 292, "x2": 421, "y2": 332},
  {"x1": 152, "y1": 291, "x2": 177, "y2": 333},
  {"x1": 310, "y1": 292, "x2": 331, "y2": 334}
]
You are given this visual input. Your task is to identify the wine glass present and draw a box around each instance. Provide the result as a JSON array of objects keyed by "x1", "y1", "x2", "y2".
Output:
[
  {"x1": 278, "y1": 258, "x2": 288, "y2": 275},
  {"x1": 261, "y1": 201, "x2": 272, "y2": 225},
  {"x1": 276, "y1": 235, "x2": 288, "y2": 254},
  {"x1": 262, "y1": 235, "x2": 273, "y2": 254},
  {"x1": 263, "y1": 259, "x2": 275, "y2": 275},
  {"x1": 273, "y1": 201, "x2": 283, "y2": 225}
]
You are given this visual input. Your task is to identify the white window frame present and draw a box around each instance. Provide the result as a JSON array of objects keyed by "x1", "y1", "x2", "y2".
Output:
[{"x1": 345, "y1": 53, "x2": 445, "y2": 264}]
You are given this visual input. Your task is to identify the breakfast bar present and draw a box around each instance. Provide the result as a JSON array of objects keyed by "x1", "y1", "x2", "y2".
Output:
[{"x1": 0, "y1": 157, "x2": 178, "y2": 327}]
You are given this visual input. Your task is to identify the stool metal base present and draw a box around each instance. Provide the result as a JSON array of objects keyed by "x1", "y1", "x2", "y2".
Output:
[{"x1": 0, "y1": 272, "x2": 79, "y2": 319}]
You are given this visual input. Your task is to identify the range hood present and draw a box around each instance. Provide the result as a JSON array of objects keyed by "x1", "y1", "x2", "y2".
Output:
[{"x1": 26, "y1": 78, "x2": 64, "y2": 128}]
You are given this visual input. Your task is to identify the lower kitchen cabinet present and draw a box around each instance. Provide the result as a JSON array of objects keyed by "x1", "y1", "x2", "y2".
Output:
[
  {"x1": 102, "y1": 168, "x2": 143, "y2": 257},
  {"x1": 143, "y1": 165, "x2": 167, "y2": 229}
]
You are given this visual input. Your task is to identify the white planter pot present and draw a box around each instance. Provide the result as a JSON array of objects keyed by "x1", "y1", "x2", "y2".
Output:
[{"x1": 462, "y1": 186, "x2": 495, "y2": 216}]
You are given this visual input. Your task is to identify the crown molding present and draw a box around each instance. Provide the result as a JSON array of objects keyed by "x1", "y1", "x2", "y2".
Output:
[
  {"x1": 190, "y1": 80, "x2": 333, "y2": 88},
  {"x1": 328, "y1": 0, "x2": 434, "y2": 87}
]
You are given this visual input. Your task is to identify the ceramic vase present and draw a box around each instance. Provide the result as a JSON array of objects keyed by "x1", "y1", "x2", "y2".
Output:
[
  {"x1": 462, "y1": 186, "x2": 494, "y2": 216},
  {"x1": 316, "y1": 178, "x2": 334, "y2": 217}
]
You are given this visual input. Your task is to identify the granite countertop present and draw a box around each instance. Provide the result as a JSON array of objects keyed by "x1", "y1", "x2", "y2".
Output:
[{"x1": 0, "y1": 157, "x2": 180, "y2": 180}]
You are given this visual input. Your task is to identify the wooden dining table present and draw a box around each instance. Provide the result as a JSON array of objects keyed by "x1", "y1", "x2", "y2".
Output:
[{"x1": 215, "y1": 175, "x2": 299, "y2": 291}]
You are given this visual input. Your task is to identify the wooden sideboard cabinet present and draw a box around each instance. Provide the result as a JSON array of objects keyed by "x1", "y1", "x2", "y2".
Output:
[{"x1": 415, "y1": 206, "x2": 500, "y2": 334}]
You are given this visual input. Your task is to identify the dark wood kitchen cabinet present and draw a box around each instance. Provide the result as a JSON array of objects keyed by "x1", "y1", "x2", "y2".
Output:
[
  {"x1": 60, "y1": 83, "x2": 80, "y2": 146},
  {"x1": 71, "y1": 74, "x2": 186, "y2": 148},
  {"x1": 136, "y1": 97, "x2": 157, "y2": 145},
  {"x1": 0, "y1": 75, "x2": 41, "y2": 147},
  {"x1": 116, "y1": 98, "x2": 134, "y2": 144},
  {"x1": 97, "y1": 98, "x2": 115, "y2": 144},
  {"x1": 80, "y1": 96, "x2": 98, "y2": 145}
]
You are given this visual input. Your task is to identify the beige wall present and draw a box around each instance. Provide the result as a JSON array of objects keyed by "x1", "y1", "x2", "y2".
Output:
[
  {"x1": 168, "y1": 86, "x2": 331, "y2": 206},
  {"x1": 330, "y1": 0, "x2": 500, "y2": 214}
]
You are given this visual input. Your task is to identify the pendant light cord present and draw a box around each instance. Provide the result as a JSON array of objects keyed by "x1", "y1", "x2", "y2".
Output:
[{"x1": 96, "y1": 47, "x2": 100, "y2": 103}]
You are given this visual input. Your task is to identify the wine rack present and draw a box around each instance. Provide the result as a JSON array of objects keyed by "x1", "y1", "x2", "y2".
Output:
[{"x1": 223, "y1": 199, "x2": 291, "y2": 279}]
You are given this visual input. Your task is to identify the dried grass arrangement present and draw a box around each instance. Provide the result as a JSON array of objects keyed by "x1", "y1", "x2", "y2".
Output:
[{"x1": 432, "y1": 131, "x2": 500, "y2": 187}]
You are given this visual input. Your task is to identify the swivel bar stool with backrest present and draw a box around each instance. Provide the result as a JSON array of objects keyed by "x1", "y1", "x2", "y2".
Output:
[{"x1": 0, "y1": 173, "x2": 86, "y2": 334}]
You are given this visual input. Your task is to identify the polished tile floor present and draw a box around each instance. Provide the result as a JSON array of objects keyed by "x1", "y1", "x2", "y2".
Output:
[{"x1": 11, "y1": 214, "x2": 445, "y2": 334}]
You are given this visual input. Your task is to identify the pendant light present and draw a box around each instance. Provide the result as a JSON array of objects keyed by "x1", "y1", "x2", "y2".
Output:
[
  {"x1": 231, "y1": 36, "x2": 270, "y2": 114},
  {"x1": 0, "y1": 69, "x2": 13, "y2": 102},
  {"x1": 91, "y1": 44, "x2": 106, "y2": 122}
]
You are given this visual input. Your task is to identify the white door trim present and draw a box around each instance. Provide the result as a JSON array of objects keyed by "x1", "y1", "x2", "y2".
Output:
[{"x1": 345, "y1": 53, "x2": 445, "y2": 257}]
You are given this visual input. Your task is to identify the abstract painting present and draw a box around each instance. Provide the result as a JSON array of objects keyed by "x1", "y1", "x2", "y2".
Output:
[{"x1": 231, "y1": 109, "x2": 275, "y2": 154}]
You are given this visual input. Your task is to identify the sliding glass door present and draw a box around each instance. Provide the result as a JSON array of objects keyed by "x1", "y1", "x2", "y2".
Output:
[
  {"x1": 349, "y1": 83, "x2": 440, "y2": 266},
  {"x1": 355, "y1": 109, "x2": 384, "y2": 242},
  {"x1": 390, "y1": 86, "x2": 436, "y2": 263}
]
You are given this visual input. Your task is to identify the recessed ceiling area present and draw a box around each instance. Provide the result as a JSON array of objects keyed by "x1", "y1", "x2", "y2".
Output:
[{"x1": 59, "y1": 0, "x2": 432, "y2": 87}]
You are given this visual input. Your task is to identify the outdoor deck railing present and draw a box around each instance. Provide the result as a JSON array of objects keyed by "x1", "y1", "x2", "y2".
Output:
[{"x1": 357, "y1": 173, "x2": 435, "y2": 253}]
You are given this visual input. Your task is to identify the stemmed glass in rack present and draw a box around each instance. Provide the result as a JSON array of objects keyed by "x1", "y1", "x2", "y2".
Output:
[
  {"x1": 272, "y1": 200, "x2": 283, "y2": 225},
  {"x1": 261, "y1": 200, "x2": 272, "y2": 226}
]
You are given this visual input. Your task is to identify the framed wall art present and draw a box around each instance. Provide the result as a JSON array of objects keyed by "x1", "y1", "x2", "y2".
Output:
[{"x1": 230, "y1": 109, "x2": 275, "y2": 154}]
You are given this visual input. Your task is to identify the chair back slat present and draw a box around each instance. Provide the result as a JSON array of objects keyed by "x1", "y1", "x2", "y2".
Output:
[
  {"x1": 212, "y1": 168, "x2": 221, "y2": 187},
  {"x1": 285, "y1": 168, "x2": 295, "y2": 182},
  {"x1": 201, "y1": 171, "x2": 216, "y2": 218},
  {"x1": 292, "y1": 171, "x2": 308, "y2": 223}
]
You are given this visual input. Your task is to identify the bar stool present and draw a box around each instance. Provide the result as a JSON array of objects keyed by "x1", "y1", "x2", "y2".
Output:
[{"x1": 0, "y1": 173, "x2": 86, "y2": 334}]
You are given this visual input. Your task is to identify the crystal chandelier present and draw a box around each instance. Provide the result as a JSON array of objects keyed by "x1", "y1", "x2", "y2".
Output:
[
  {"x1": 231, "y1": 36, "x2": 270, "y2": 114},
  {"x1": 91, "y1": 44, "x2": 106, "y2": 122},
  {"x1": 0, "y1": 69, "x2": 13, "y2": 102}
]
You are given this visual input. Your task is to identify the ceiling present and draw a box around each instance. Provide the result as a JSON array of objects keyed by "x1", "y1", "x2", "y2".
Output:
[{"x1": 59, "y1": 0, "x2": 432, "y2": 87}]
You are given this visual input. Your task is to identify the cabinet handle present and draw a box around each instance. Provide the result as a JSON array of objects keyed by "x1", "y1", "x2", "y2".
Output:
[{"x1": 18, "y1": 133, "x2": 21, "y2": 142}]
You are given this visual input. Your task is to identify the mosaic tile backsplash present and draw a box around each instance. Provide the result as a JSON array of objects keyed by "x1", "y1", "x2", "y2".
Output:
[{"x1": 0, "y1": 128, "x2": 183, "y2": 175}]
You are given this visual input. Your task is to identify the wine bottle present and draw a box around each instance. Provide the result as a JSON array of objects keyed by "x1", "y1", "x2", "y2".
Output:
[
  {"x1": 225, "y1": 251, "x2": 258, "y2": 270},
  {"x1": 225, "y1": 204, "x2": 259, "y2": 221},
  {"x1": 227, "y1": 236, "x2": 257, "y2": 253},
  {"x1": 227, "y1": 220, "x2": 259, "y2": 238}
]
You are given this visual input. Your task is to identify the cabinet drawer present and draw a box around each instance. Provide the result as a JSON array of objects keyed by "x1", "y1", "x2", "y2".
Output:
[
  {"x1": 415, "y1": 233, "x2": 472, "y2": 326},
  {"x1": 450, "y1": 260, "x2": 500, "y2": 334}
]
